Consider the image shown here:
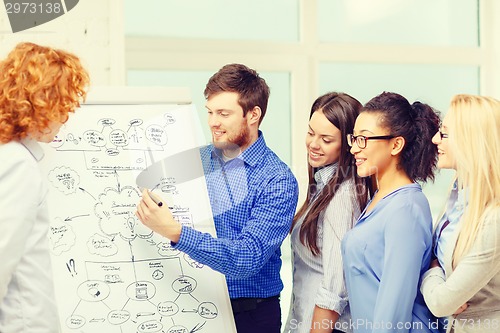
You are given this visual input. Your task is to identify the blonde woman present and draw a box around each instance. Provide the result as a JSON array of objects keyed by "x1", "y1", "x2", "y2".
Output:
[{"x1": 420, "y1": 94, "x2": 500, "y2": 333}]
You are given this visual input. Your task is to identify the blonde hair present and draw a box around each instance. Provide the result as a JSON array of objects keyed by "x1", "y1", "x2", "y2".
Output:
[
  {"x1": 447, "y1": 94, "x2": 500, "y2": 266},
  {"x1": 0, "y1": 42, "x2": 89, "y2": 143}
]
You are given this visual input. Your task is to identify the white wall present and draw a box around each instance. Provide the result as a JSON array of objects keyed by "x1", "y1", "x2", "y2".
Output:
[
  {"x1": 1, "y1": 0, "x2": 499, "y2": 327},
  {"x1": 124, "y1": 0, "x2": 500, "y2": 208},
  {"x1": 0, "y1": 0, "x2": 125, "y2": 85},
  {"x1": 481, "y1": 0, "x2": 500, "y2": 97},
  {"x1": 122, "y1": 2, "x2": 500, "y2": 324}
]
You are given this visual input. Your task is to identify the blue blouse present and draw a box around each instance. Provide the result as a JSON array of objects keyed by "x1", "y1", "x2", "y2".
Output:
[
  {"x1": 433, "y1": 180, "x2": 466, "y2": 268},
  {"x1": 341, "y1": 183, "x2": 439, "y2": 333}
]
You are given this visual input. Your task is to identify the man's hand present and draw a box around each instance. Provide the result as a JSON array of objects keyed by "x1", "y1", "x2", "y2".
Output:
[{"x1": 135, "y1": 189, "x2": 182, "y2": 243}]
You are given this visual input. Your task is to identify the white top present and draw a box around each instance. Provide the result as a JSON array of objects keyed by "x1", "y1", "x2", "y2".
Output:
[
  {"x1": 421, "y1": 207, "x2": 500, "y2": 333},
  {"x1": 0, "y1": 139, "x2": 60, "y2": 332},
  {"x1": 284, "y1": 164, "x2": 360, "y2": 333}
]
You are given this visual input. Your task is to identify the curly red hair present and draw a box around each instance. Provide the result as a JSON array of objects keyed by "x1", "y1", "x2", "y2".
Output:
[{"x1": 0, "y1": 42, "x2": 89, "y2": 143}]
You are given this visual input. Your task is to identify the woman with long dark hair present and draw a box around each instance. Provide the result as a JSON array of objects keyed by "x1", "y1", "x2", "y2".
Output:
[{"x1": 285, "y1": 92, "x2": 371, "y2": 333}]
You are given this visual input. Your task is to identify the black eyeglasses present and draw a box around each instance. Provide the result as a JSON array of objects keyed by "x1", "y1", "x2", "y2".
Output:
[
  {"x1": 438, "y1": 131, "x2": 449, "y2": 139},
  {"x1": 347, "y1": 134, "x2": 394, "y2": 149}
]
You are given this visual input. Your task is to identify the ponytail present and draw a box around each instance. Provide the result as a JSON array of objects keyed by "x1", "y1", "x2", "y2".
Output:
[
  {"x1": 403, "y1": 101, "x2": 441, "y2": 182},
  {"x1": 362, "y1": 92, "x2": 440, "y2": 182}
]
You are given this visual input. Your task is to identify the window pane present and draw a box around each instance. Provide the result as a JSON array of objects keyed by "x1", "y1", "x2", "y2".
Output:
[
  {"x1": 125, "y1": 0, "x2": 299, "y2": 42},
  {"x1": 318, "y1": 0, "x2": 479, "y2": 46},
  {"x1": 127, "y1": 70, "x2": 292, "y2": 165},
  {"x1": 319, "y1": 62, "x2": 479, "y2": 218}
]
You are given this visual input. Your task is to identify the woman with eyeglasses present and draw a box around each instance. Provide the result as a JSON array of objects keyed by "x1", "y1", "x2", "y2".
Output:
[
  {"x1": 284, "y1": 92, "x2": 371, "y2": 333},
  {"x1": 341, "y1": 91, "x2": 441, "y2": 332},
  {"x1": 420, "y1": 94, "x2": 500, "y2": 333}
]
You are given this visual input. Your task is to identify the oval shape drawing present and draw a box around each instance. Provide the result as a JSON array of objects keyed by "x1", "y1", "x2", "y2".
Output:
[
  {"x1": 66, "y1": 315, "x2": 86, "y2": 329},
  {"x1": 164, "y1": 114, "x2": 176, "y2": 125},
  {"x1": 160, "y1": 185, "x2": 177, "y2": 193},
  {"x1": 50, "y1": 133, "x2": 65, "y2": 148},
  {"x1": 106, "y1": 148, "x2": 120, "y2": 156},
  {"x1": 98, "y1": 118, "x2": 116, "y2": 127},
  {"x1": 166, "y1": 325, "x2": 188, "y2": 333},
  {"x1": 83, "y1": 130, "x2": 106, "y2": 147},
  {"x1": 198, "y1": 302, "x2": 218, "y2": 319},
  {"x1": 126, "y1": 281, "x2": 156, "y2": 301},
  {"x1": 137, "y1": 320, "x2": 163, "y2": 333},
  {"x1": 108, "y1": 310, "x2": 131, "y2": 325},
  {"x1": 109, "y1": 129, "x2": 128, "y2": 147},
  {"x1": 171, "y1": 276, "x2": 197, "y2": 294},
  {"x1": 129, "y1": 119, "x2": 143, "y2": 126},
  {"x1": 145, "y1": 125, "x2": 167, "y2": 146},
  {"x1": 157, "y1": 242, "x2": 180, "y2": 257},
  {"x1": 157, "y1": 301, "x2": 179, "y2": 317},
  {"x1": 77, "y1": 280, "x2": 110, "y2": 302}
]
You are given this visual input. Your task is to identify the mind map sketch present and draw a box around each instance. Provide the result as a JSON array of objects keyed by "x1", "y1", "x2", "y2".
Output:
[{"x1": 40, "y1": 103, "x2": 235, "y2": 333}]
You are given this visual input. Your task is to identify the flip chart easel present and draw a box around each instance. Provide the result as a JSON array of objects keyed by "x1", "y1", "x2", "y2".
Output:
[{"x1": 39, "y1": 86, "x2": 236, "y2": 333}]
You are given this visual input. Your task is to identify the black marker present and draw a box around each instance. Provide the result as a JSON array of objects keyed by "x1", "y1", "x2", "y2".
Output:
[
  {"x1": 148, "y1": 191, "x2": 163, "y2": 207},
  {"x1": 141, "y1": 188, "x2": 163, "y2": 207}
]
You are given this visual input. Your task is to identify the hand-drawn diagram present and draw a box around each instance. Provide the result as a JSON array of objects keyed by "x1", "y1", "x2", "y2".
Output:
[{"x1": 40, "y1": 103, "x2": 235, "y2": 333}]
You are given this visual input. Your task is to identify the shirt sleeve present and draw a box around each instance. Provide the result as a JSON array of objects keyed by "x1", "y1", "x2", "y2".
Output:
[
  {"x1": 420, "y1": 209, "x2": 500, "y2": 318},
  {"x1": 373, "y1": 203, "x2": 432, "y2": 332},
  {"x1": 0, "y1": 147, "x2": 40, "y2": 302},
  {"x1": 315, "y1": 181, "x2": 358, "y2": 315},
  {"x1": 173, "y1": 173, "x2": 298, "y2": 278}
]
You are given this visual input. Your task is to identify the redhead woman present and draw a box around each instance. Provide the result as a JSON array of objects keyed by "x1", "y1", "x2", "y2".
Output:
[{"x1": 0, "y1": 42, "x2": 89, "y2": 332}]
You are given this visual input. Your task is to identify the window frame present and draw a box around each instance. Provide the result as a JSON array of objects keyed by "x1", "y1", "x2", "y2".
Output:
[{"x1": 124, "y1": 0, "x2": 500, "y2": 192}]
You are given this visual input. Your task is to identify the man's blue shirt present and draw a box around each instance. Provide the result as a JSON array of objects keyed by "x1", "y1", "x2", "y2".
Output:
[{"x1": 173, "y1": 131, "x2": 298, "y2": 298}]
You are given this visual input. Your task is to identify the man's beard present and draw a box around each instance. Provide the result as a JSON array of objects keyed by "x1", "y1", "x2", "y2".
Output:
[{"x1": 213, "y1": 123, "x2": 250, "y2": 152}]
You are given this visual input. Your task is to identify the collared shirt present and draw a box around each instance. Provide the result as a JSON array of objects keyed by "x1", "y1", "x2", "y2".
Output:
[
  {"x1": 284, "y1": 163, "x2": 359, "y2": 333},
  {"x1": 434, "y1": 180, "x2": 466, "y2": 268},
  {"x1": 174, "y1": 131, "x2": 298, "y2": 298},
  {"x1": 0, "y1": 139, "x2": 60, "y2": 332},
  {"x1": 342, "y1": 184, "x2": 439, "y2": 333}
]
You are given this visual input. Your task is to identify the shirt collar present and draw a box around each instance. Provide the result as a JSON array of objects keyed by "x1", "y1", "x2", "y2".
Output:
[
  {"x1": 450, "y1": 179, "x2": 468, "y2": 211},
  {"x1": 20, "y1": 138, "x2": 45, "y2": 162},
  {"x1": 314, "y1": 162, "x2": 338, "y2": 186}
]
